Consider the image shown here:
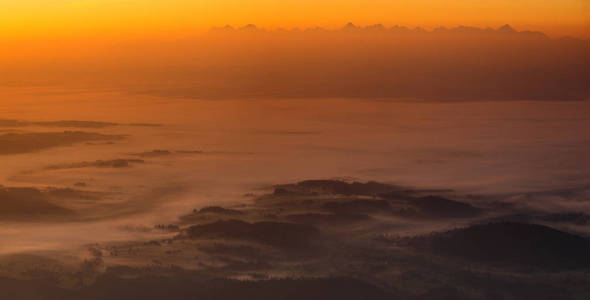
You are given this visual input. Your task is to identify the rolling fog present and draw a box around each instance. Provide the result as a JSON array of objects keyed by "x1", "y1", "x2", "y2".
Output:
[{"x1": 1, "y1": 86, "x2": 589, "y2": 254}]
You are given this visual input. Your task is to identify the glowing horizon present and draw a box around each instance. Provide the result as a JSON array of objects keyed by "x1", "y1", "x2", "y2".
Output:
[{"x1": 1, "y1": 0, "x2": 588, "y2": 39}]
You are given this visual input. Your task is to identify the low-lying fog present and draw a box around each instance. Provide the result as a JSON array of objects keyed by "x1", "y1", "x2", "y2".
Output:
[
  {"x1": 1, "y1": 87, "x2": 589, "y2": 254},
  {"x1": 3, "y1": 86, "x2": 590, "y2": 299}
]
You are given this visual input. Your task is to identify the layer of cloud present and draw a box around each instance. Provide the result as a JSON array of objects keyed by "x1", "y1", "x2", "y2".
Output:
[
  {"x1": 44, "y1": 159, "x2": 145, "y2": 170},
  {"x1": 0, "y1": 187, "x2": 78, "y2": 221},
  {"x1": 0, "y1": 131, "x2": 123, "y2": 155},
  {"x1": 4, "y1": 24, "x2": 588, "y2": 102},
  {"x1": 0, "y1": 119, "x2": 161, "y2": 128}
]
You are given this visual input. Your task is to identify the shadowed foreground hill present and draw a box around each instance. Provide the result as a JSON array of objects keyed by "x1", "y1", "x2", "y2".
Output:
[
  {"x1": 391, "y1": 195, "x2": 482, "y2": 219},
  {"x1": 276, "y1": 179, "x2": 401, "y2": 196},
  {"x1": 266, "y1": 180, "x2": 479, "y2": 220},
  {"x1": 3, "y1": 179, "x2": 590, "y2": 299},
  {"x1": 403, "y1": 222, "x2": 590, "y2": 269},
  {"x1": 0, "y1": 276, "x2": 394, "y2": 300},
  {"x1": 179, "y1": 219, "x2": 320, "y2": 249}
]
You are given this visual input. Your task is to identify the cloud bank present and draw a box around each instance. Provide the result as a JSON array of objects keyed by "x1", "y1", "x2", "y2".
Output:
[{"x1": 3, "y1": 24, "x2": 588, "y2": 102}]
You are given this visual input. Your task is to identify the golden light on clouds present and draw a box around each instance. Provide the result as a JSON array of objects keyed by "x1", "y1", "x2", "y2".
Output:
[{"x1": 0, "y1": 0, "x2": 588, "y2": 39}]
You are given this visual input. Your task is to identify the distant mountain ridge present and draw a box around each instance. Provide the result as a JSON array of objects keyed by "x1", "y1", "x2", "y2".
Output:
[{"x1": 211, "y1": 23, "x2": 551, "y2": 38}]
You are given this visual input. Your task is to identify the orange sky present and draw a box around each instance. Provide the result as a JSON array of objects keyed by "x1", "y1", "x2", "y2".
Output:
[{"x1": 1, "y1": 0, "x2": 588, "y2": 39}]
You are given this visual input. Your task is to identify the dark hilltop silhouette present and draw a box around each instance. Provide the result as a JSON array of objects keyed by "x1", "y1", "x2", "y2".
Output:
[{"x1": 400, "y1": 222, "x2": 590, "y2": 270}]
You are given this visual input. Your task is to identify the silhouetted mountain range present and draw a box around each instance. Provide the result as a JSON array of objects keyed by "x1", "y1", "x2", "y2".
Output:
[
  {"x1": 211, "y1": 23, "x2": 549, "y2": 37},
  {"x1": 132, "y1": 23, "x2": 590, "y2": 101},
  {"x1": 6, "y1": 23, "x2": 588, "y2": 101}
]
